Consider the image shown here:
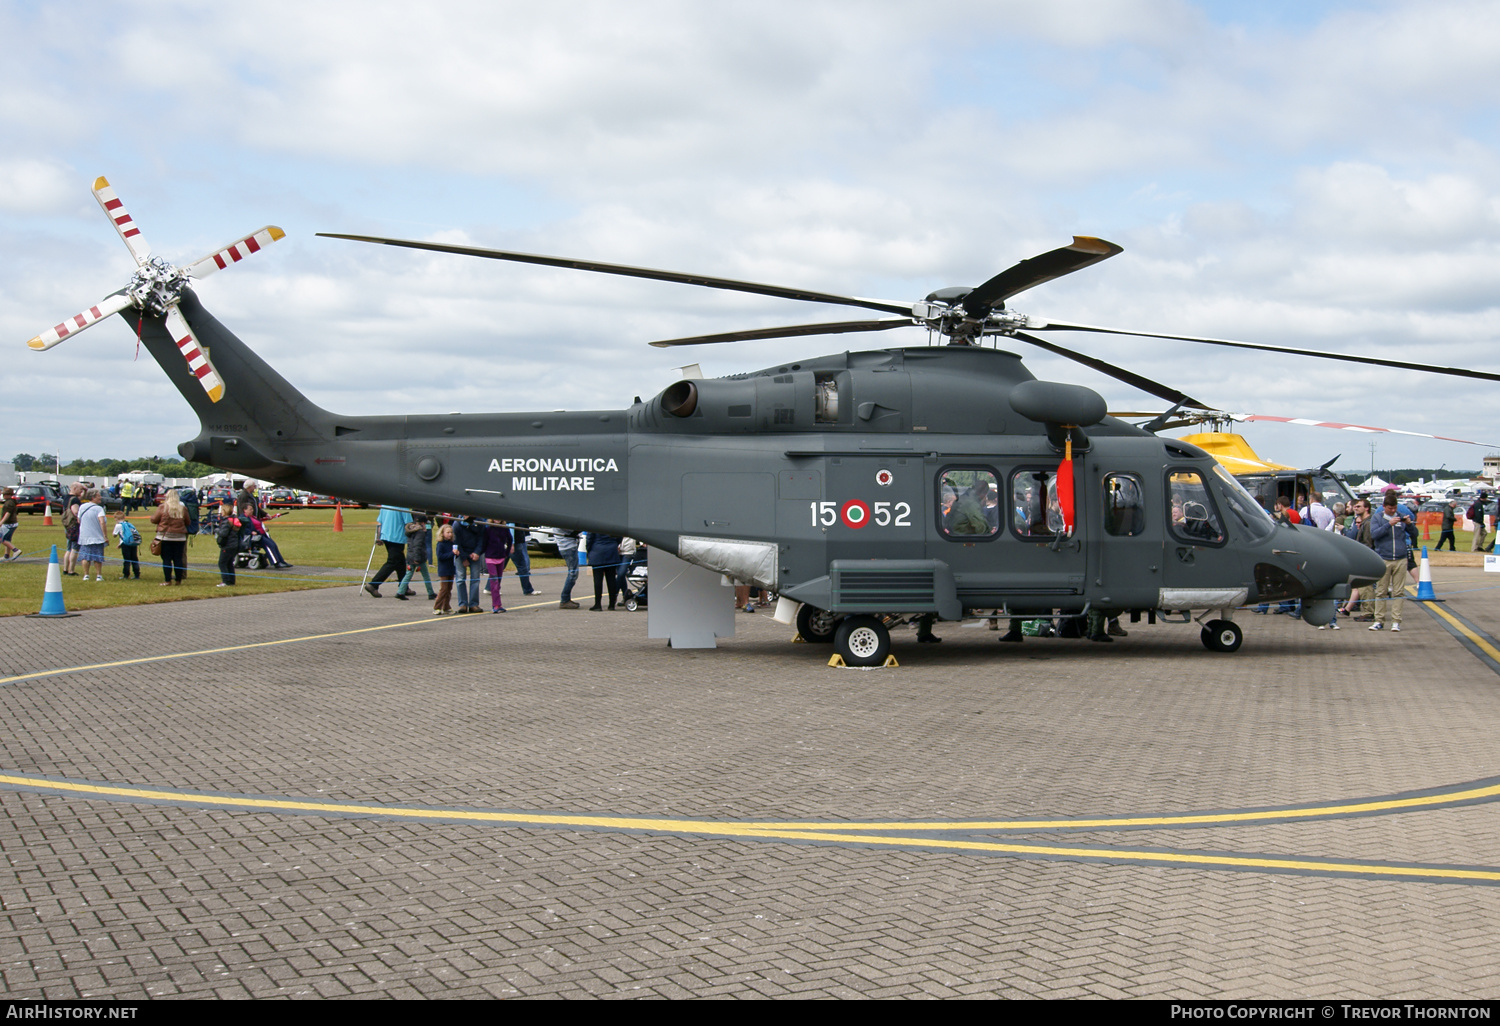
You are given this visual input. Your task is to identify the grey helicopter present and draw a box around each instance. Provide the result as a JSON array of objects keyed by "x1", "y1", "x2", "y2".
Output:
[{"x1": 29, "y1": 177, "x2": 1499, "y2": 666}]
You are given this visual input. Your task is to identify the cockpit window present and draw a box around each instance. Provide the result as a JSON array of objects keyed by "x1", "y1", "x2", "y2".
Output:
[
  {"x1": 940, "y1": 468, "x2": 999, "y2": 538},
  {"x1": 1013, "y1": 469, "x2": 1065, "y2": 539},
  {"x1": 1167, "y1": 469, "x2": 1226, "y2": 545},
  {"x1": 1212, "y1": 464, "x2": 1275, "y2": 543}
]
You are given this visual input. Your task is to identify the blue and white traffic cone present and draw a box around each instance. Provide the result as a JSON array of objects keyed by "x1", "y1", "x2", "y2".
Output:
[
  {"x1": 27, "y1": 545, "x2": 80, "y2": 618},
  {"x1": 1416, "y1": 545, "x2": 1439, "y2": 601}
]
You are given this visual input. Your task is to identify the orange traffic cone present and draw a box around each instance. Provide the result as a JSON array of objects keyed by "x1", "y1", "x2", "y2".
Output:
[
  {"x1": 43, "y1": 503, "x2": 53, "y2": 527},
  {"x1": 332, "y1": 503, "x2": 344, "y2": 533}
]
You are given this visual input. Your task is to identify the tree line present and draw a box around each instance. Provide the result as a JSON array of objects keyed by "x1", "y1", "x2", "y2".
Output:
[{"x1": 11, "y1": 453, "x2": 218, "y2": 478}]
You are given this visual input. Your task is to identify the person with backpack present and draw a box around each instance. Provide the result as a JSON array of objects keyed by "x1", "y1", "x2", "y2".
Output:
[
  {"x1": 61, "y1": 483, "x2": 83, "y2": 576},
  {"x1": 112, "y1": 511, "x2": 141, "y2": 579},
  {"x1": 1469, "y1": 492, "x2": 1489, "y2": 552},
  {"x1": 214, "y1": 501, "x2": 243, "y2": 586}
]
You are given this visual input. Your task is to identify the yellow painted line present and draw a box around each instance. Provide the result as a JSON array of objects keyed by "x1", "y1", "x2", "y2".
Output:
[
  {"x1": 0, "y1": 598, "x2": 557, "y2": 687},
  {"x1": 729, "y1": 780, "x2": 1500, "y2": 832},
  {"x1": 1420, "y1": 600, "x2": 1500, "y2": 665},
  {"x1": 3, "y1": 773, "x2": 1496, "y2": 884}
]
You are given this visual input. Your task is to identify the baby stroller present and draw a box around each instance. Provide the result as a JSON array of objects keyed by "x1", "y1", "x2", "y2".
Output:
[{"x1": 622, "y1": 563, "x2": 647, "y2": 612}]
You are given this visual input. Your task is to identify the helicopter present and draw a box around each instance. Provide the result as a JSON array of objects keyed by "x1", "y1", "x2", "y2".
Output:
[{"x1": 28, "y1": 177, "x2": 1500, "y2": 666}]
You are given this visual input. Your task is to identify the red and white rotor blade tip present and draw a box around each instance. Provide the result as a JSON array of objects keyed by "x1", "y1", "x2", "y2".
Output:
[
  {"x1": 26, "y1": 292, "x2": 135, "y2": 351},
  {"x1": 92, "y1": 176, "x2": 153, "y2": 266},
  {"x1": 1243, "y1": 415, "x2": 1499, "y2": 449},
  {"x1": 185, "y1": 226, "x2": 287, "y2": 279},
  {"x1": 162, "y1": 305, "x2": 226, "y2": 403}
]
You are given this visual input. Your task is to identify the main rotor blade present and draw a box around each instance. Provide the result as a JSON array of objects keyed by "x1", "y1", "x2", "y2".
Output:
[
  {"x1": 1011, "y1": 331, "x2": 1212, "y2": 411},
  {"x1": 186, "y1": 226, "x2": 287, "y2": 279},
  {"x1": 26, "y1": 292, "x2": 135, "y2": 351},
  {"x1": 1240, "y1": 415, "x2": 1500, "y2": 449},
  {"x1": 1031, "y1": 318, "x2": 1500, "y2": 384},
  {"x1": 317, "y1": 233, "x2": 915, "y2": 317},
  {"x1": 163, "y1": 305, "x2": 225, "y2": 403},
  {"x1": 649, "y1": 318, "x2": 913, "y2": 348},
  {"x1": 962, "y1": 236, "x2": 1122, "y2": 316},
  {"x1": 92, "y1": 177, "x2": 153, "y2": 267}
]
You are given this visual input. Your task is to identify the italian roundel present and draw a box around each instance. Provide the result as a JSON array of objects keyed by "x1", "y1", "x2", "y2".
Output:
[{"x1": 841, "y1": 500, "x2": 871, "y2": 529}]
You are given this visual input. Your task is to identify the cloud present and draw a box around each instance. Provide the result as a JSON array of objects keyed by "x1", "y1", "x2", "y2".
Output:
[
  {"x1": 2, "y1": 0, "x2": 1498, "y2": 473},
  {"x1": 0, "y1": 158, "x2": 78, "y2": 214}
]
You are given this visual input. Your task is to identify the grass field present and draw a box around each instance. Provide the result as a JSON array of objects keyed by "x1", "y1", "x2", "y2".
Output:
[{"x1": 0, "y1": 507, "x2": 564, "y2": 617}]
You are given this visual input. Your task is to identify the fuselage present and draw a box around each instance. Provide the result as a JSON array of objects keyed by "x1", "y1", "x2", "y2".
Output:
[{"x1": 152, "y1": 290, "x2": 1384, "y2": 620}]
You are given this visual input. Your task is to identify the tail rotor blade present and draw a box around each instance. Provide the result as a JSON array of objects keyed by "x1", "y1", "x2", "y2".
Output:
[
  {"x1": 162, "y1": 305, "x2": 225, "y2": 403},
  {"x1": 186, "y1": 226, "x2": 287, "y2": 279},
  {"x1": 26, "y1": 293, "x2": 135, "y2": 351},
  {"x1": 92, "y1": 177, "x2": 153, "y2": 266}
]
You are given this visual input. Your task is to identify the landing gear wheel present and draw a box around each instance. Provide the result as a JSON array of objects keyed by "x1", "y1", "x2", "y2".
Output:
[
  {"x1": 1201, "y1": 619, "x2": 1243, "y2": 653},
  {"x1": 834, "y1": 615, "x2": 891, "y2": 667},
  {"x1": 796, "y1": 604, "x2": 839, "y2": 644}
]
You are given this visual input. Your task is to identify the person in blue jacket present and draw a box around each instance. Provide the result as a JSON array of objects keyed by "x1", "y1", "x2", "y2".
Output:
[
  {"x1": 587, "y1": 532, "x2": 622, "y2": 611},
  {"x1": 452, "y1": 515, "x2": 486, "y2": 613},
  {"x1": 1367, "y1": 492, "x2": 1417, "y2": 633}
]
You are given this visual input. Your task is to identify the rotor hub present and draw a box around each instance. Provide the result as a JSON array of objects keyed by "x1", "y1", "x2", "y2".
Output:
[{"x1": 127, "y1": 256, "x2": 190, "y2": 316}]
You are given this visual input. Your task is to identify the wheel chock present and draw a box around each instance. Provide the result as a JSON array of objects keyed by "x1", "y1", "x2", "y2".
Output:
[
  {"x1": 793, "y1": 633, "x2": 807, "y2": 643},
  {"x1": 826, "y1": 653, "x2": 900, "y2": 669}
]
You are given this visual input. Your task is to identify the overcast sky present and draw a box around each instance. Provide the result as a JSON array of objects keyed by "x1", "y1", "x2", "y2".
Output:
[{"x1": 2, "y1": 0, "x2": 1498, "y2": 476}]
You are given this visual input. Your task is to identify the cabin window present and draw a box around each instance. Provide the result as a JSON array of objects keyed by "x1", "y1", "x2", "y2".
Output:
[
  {"x1": 1103, "y1": 474, "x2": 1145, "y2": 537},
  {"x1": 1166, "y1": 469, "x2": 1227, "y2": 545},
  {"x1": 1012, "y1": 469, "x2": 1065, "y2": 539},
  {"x1": 939, "y1": 468, "x2": 999, "y2": 539}
]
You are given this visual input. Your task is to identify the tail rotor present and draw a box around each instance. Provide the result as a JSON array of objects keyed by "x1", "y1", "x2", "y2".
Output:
[{"x1": 24, "y1": 176, "x2": 284, "y2": 403}]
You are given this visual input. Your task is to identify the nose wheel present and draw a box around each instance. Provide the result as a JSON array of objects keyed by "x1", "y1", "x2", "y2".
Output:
[
  {"x1": 1201, "y1": 619, "x2": 1243, "y2": 653},
  {"x1": 834, "y1": 615, "x2": 891, "y2": 667}
]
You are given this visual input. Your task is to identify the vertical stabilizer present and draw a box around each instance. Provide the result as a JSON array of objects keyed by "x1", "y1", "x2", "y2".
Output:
[{"x1": 130, "y1": 288, "x2": 332, "y2": 483}]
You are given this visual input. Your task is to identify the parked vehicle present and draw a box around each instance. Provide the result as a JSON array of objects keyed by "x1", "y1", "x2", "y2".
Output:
[{"x1": 11, "y1": 483, "x2": 64, "y2": 514}]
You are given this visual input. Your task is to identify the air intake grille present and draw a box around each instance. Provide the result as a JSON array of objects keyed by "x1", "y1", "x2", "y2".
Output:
[{"x1": 833, "y1": 568, "x2": 936, "y2": 610}]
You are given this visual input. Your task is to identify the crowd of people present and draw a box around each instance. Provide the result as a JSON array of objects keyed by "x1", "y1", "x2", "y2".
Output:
[
  {"x1": 361, "y1": 506, "x2": 645, "y2": 616},
  {"x1": 0, "y1": 479, "x2": 294, "y2": 587},
  {"x1": 1254, "y1": 487, "x2": 1479, "y2": 634}
]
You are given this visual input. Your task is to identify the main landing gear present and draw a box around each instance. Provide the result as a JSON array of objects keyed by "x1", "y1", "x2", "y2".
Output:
[
  {"x1": 1201, "y1": 618, "x2": 1243, "y2": 653},
  {"x1": 796, "y1": 603, "x2": 839, "y2": 644}
]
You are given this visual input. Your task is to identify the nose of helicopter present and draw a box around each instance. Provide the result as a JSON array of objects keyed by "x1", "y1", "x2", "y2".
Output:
[{"x1": 1299, "y1": 526, "x2": 1386, "y2": 594}]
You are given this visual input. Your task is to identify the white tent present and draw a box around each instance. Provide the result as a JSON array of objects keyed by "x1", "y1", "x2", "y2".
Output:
[{"x1": 1352, "y1": 474, "x2": 1390, "y2": 493}]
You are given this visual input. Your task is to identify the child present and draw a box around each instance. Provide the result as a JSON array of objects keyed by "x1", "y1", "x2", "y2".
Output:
[
  {"x1": 0, "y1": 487, "x2": 19, "y2": 562},
  {"x1": 112, "y1": 511, "x2": 141, "y2": 579},
  {"x1": 214, "y1": 502, "x2": 242, "y2": 587},
  {"x1": 396, "y1": 513, "x2": 437, "y2": 601},
  {"x1": 433, "y1": 522, "x2": 457, "y2": 615}
]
